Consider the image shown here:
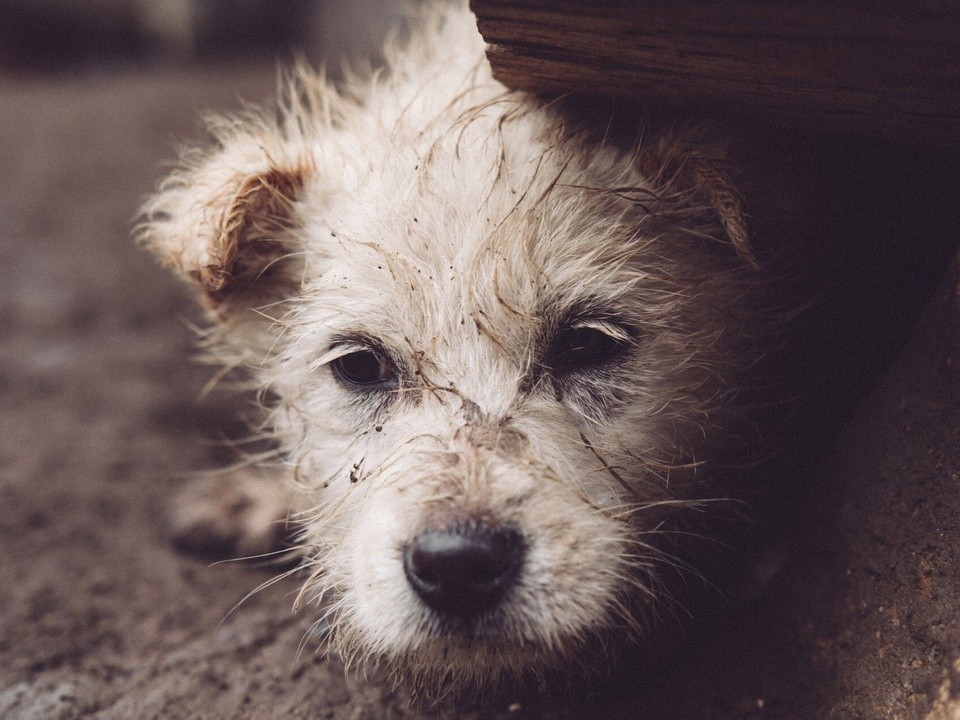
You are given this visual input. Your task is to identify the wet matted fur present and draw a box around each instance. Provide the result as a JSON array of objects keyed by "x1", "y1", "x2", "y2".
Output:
[{"x1": 138, "y1": 0, "x2": 786, "y2": 696}]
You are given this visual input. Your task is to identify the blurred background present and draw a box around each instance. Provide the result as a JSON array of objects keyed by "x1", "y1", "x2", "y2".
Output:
[{"x1": 0, "y1": 0, "x2": 401, "y2": 73}]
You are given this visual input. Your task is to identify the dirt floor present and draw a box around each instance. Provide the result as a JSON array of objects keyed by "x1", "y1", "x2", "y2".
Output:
[{"x1": 1, "y1": 63, "x2": 960, "y2": 720}]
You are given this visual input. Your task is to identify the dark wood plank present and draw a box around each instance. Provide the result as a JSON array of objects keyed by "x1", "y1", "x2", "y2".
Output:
[{"x1": 471, "y1": 0, "x2": 960, "y2": 146}]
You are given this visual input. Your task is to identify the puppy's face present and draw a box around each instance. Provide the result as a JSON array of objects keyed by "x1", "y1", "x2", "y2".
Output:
[
  {"x1": 280, "y1": 123, "x2": 675, "y2": 685},
  {"x1": 141, "y1": 67, "x2": 758, "y2": 690}
]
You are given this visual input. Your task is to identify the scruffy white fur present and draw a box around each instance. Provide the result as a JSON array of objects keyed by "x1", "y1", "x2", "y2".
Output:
[{"x1": 139, "y1": 0, "x2": 774, "y2": 695}]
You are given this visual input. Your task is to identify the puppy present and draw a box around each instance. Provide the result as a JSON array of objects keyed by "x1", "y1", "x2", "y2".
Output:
[{"x1": 139, "y1": 0, "x2": 780, "y2": 695}]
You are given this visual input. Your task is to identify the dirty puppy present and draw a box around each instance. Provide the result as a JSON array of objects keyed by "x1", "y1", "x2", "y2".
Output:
[{"x1": 139, "y1": 0, "x2": 780, "y2": 695}]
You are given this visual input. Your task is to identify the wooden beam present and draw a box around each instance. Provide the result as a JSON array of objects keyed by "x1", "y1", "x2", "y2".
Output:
[{"x1": 471, "y1": 0, "x2": 960, "y2": 146}]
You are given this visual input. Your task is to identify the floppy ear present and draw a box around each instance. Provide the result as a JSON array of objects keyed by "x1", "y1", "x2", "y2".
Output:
[
  {"x1": 637, "y1": 129, "x2": 758, "y2": 270},
  {"x1": 137, "y1": 128, "x2": 314, "y2": 323}
]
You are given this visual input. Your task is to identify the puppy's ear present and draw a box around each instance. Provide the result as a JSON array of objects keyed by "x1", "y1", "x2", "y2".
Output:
[
  {"x1": 138, "y1": 130, "x2": 313, "y2": 320},
  {"x1": 637, "y1": 129, "x2": 758, "y2": 270}
]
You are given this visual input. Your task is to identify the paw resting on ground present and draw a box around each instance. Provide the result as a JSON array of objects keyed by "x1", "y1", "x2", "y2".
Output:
[{"x1": 169, "y1": 470, "x2": 296, "y2": 559}]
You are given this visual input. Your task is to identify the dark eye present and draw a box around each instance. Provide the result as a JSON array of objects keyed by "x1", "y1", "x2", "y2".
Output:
[
  {"x1": 551, "y1": 326, "x2": 625, "y2": 373},
  {"x1": 332, "y1": 350, "x2": 397, "y2": 388}
]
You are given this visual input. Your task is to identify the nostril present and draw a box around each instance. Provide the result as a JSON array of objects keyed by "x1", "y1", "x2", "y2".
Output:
[{"x1": 403, "y1": 523, "x2": 524, "y2": 618}]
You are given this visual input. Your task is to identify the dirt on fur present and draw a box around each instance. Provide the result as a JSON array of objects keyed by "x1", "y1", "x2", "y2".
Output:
[{"x1": 1, "y1": 63, "x2": 960, "y2": 720}]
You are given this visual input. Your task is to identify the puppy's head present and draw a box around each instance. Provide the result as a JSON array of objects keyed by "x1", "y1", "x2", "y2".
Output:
[{"x1": 140, "y1": 61, "x2": 767, "y2": 692}]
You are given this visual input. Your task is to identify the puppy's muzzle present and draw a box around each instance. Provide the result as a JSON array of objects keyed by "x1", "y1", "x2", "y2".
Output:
[{"x1": 403, "y1": 522, "x2": 524, "y2": 619}]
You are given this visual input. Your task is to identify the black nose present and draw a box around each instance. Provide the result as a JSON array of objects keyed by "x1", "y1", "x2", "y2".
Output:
[{"x1": 403, "y1": 523, "x2": 524, "y2": 618}]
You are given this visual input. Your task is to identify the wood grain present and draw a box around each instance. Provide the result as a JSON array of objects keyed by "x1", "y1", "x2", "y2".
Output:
[{"x1": 471, "y1": 0, "x2": 960, "y2": 146}]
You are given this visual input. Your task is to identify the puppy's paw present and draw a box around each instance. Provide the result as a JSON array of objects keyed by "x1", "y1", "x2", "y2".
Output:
[{"x1": 169, "y1": 469, "x2": 297, "y2": 559}]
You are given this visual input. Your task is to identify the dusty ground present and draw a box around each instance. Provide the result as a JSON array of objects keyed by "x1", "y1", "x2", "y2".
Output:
[{"x1": 1, "y1": 63, "x2": 960, "y2": 720}]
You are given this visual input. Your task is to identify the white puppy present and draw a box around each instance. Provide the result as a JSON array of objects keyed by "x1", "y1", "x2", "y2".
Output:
[{"x1": 139, "y1": 0, "x2": 777, "y2": 695}]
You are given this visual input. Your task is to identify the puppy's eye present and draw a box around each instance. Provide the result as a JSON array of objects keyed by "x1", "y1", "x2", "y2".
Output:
[
  {"x1": 332, "y1": 350, "x2": 397, "y2": 388},
  {"x1": 551, "y1": 326, "x2": 626, "y2": 373}
]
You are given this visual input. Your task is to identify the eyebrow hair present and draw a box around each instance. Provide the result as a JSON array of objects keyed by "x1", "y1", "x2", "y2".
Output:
[
  {"x1": 542, "y1": 295, "x2": 643, "y2": 346},
  {"x1": 517, "y1": 296, "x2": 638, "y2": 394}
]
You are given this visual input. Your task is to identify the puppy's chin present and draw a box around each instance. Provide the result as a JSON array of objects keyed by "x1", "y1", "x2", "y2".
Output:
[{"x1": 330, "y1": 612, "x2": 625, "y2": 700}]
